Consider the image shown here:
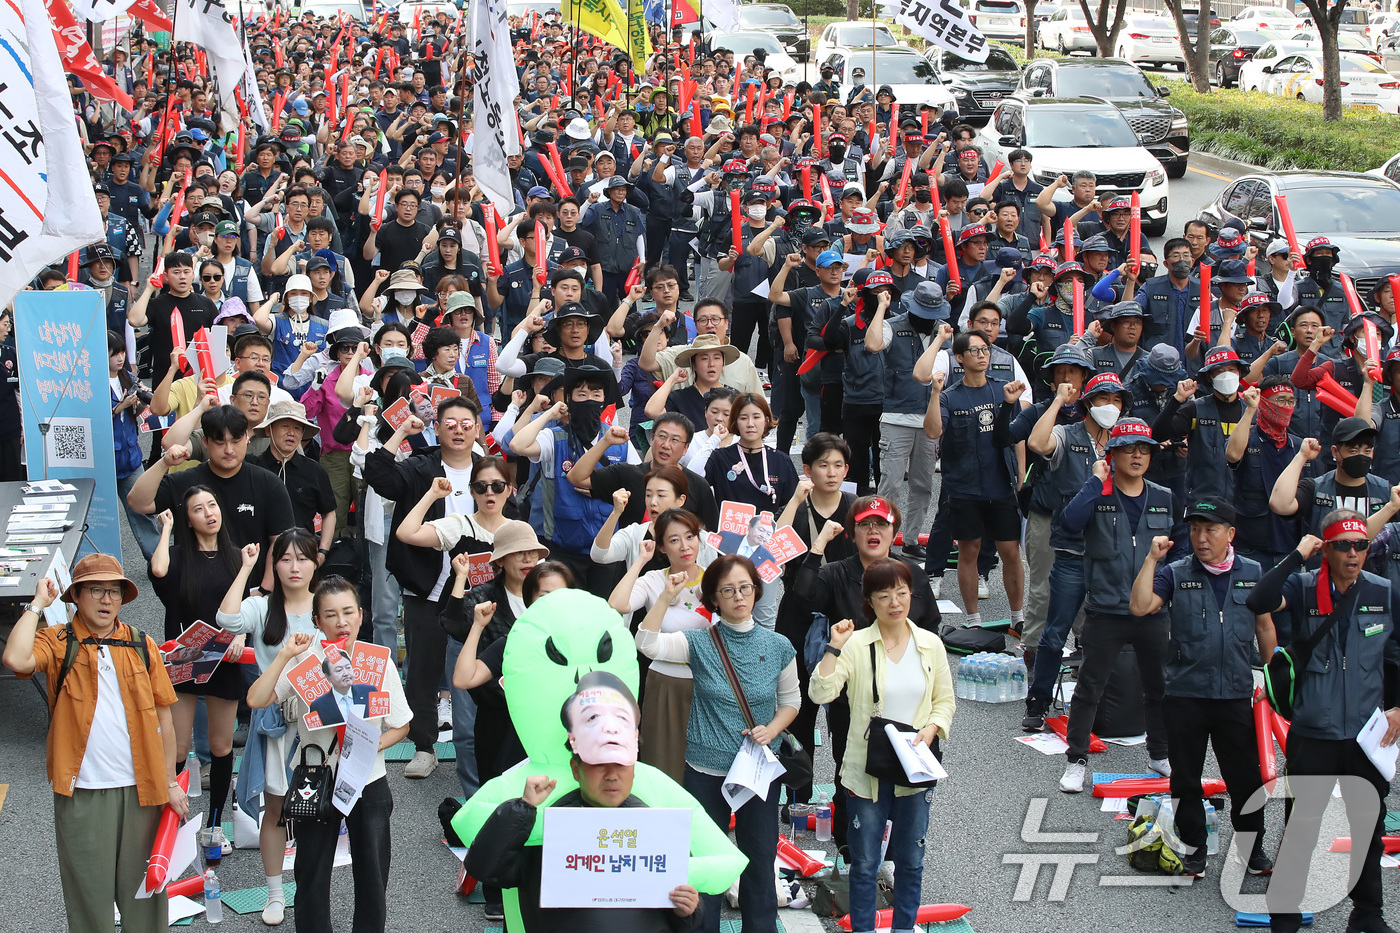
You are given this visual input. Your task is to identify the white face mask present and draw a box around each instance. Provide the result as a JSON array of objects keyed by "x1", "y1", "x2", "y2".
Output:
[
  {"x1": 1213, "y1": 370, "x2": 1241, "y2": 395},
  {"x1": 747, "y1": 205, "x2": 767, "y2": 220},
  {"x1": 288, "y1": 295, "x2": 311, "y2": 312},
  {"x1": 1089, "y1": 403, "x2": 1120, "y2": 429},
  {"x1": 431, "y1": 186, "x2": 446, "y2": 199},
  {"x1": 394, "y1": 289, "x2": 417, "y2": 305}
]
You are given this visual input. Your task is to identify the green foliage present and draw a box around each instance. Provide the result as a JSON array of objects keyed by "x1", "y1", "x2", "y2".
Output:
[{"x1": 1164, "y1": 81, "x2": 1399, "y2": 173}]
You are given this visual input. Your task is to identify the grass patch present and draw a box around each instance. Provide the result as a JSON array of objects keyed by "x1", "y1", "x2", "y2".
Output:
[{"x1": 1162, "y1": 81, "x2": 1398, "y2": 172}]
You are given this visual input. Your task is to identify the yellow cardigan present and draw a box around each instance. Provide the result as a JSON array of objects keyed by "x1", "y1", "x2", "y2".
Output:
[{"x1": 808, "y1": 620, "x2": 956, "y2": 801}]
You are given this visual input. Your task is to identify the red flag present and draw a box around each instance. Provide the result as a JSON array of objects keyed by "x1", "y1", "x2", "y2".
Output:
[
  {"x1": 47, "y1": 0, "x2": 134, "y2": 110},
  {"x1": 128, "y1": 0, "x2": 173, "y2": 32}
]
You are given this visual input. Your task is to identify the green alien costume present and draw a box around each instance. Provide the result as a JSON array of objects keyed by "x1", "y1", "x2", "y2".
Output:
[{"x1": 452, "y1": 589, "x2": 748, "y2": 927}]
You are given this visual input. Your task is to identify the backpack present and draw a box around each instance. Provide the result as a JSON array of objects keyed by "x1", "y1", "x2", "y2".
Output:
[
  {"x1": 1124, "y1": 814, "x2": 1184, "y2": 875},
  {"x1": 938, "y1": 623, "x2": 1006, "y2": 656},
  {"x1": 52, "y1": 620, "x2": 152, "y2": 707}
]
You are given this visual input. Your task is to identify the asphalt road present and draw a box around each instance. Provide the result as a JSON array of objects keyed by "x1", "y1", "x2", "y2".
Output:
[{"x1": 2, "y1": 143, "x2": 1391, "y2": 933}]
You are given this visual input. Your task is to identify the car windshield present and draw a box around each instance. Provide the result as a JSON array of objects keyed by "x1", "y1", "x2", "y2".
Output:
[
  {"x1": 1232, "y1": 30, "x2": 1273, "y2": 44},
  {"x1": 944, "y1": 47, "x2": 1019, "y2": 71},
  {"x1": 975, "y1": 1, "x2": 1019, "y2": 11},
  {"x1": 1128, "y1": 15, "x2": 1171, "y2": 29},
  {"x1": 1341, "y1": 56, "x2": 1385, "y2": 73},
  {"x1": 1056, "y1": 66, "x2": 1158, "y2": 98},
  {"x1": 740, "y1": 7, "x2": 800, "y2": 27},
  {"x1": 836, "y1": 25, "x2": 897, "y2": 46},
  {"x1": 1340, "y1": 9, "x2": 1368, "y2": 24},
  {"x1": 723, "y1": 32, "x2": 786, "y2": 55},
  {"x1": 1288, "y1": 185, "x2": 1400, "y2": 234},
  {"x1": 1255, "y1": 8, "x2": 1294, "y2": 17},
  {"x1": 843, "y1": 53, "x2": 938, "y2": 83},
  {"x1": 1025, "y1": 108, "x2": 1141, "y2": 148}
]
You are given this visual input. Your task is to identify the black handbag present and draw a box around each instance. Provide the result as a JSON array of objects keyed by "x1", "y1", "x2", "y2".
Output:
[
  {"x1": 707, "y1": 625, "x2": 812, "y2": 789},
  {"x1": 863, "y1": 643, "x2": 941, "y2": 789},
  {"x1": 1264, "y1": 586, "x2": 1359, "y2": 720},
  {"x1": 282, "y1": 740, "x2": 340, "y2": 823}
]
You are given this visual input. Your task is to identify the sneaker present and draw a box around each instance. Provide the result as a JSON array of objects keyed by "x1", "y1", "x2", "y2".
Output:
[
  {"x1": 978, "y1": 578, "x2": 991, "y2": 600},
  {"x1": 437, "y1": 696, "x2": 452, "y2": 729},
  {"x1": 1345, "y1": 913, "x2": 1399, "y2": 933},
  {"x1": 1180, "y1": 850, "x2": 1207, "y2": 878},
  {"x1": 1060, "y1": 759, "x2": 1087, "y2": 794},
  {"x1": 262, "y1": 897, "x2": 286, "y2": 926},
  {"x1": 930, "y1": 578, "x2": 942, "y2": 598},
  {"x1": 902, "y1": 543, "x2": 926, "y2": 561},
  {"x1": 404, "y1": 750, "x2": 438, "y2": 779},
  {"x1": 679, "y1": 289, "x2": 694, "y2": 302},
  {"x1": 1148, "y1": 757, "x2": 1172, "y2": 778},
  {"x1": 1022, "y1": 699, "x2": 1048, "y2": 733},
  {"x1": 1244, "y1": 844, "x2": 1274, "y2": 876},
  {"x1": 484, "y1": 903, "x2": 505, "y2": 922},
  {"x1": 212, "y1": 826, "x2": 232, "y2": 856}
]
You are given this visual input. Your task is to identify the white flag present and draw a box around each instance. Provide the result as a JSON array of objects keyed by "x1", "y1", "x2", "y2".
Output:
[
  {"x1": 241, "y1": 41, "x2": 271, "y2": 133},
  {"x1": 472, "y1": 0, "x2": 521, "y2": 214},
  {"x1": 68, "y1": 0, "x2": 139, "y2": 23},
  {"x1": 172, "y1": 0, "x2": 248, "y2": 131},
  {"x1": 882, "y1": 0, "x2": 990, "y2": 63},
  {"x1": 0, "y1": 0, "x2": 105, "y2": 310},
  {"x1": 707, "y1": 0, "x2": 740, "y2": 34}
]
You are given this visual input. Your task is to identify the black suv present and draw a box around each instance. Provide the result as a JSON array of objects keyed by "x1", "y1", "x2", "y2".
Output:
[
  {"x1": 737, "y1": 3, "x2": 809, "y2": 61},
  {"x1": 925, "y1": 44, "x2": 1022, "y2": 126},
  {"x1": 1018, "y1": 58, "x2": 1190, "y2": 178}
]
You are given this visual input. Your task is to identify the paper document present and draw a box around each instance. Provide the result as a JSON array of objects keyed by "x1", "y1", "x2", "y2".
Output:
[
  {"x1": 749, "y1": 278, "x2": 771, "y2": 300},
  {"x1": 722, "y1": 736, "x2": 786, "y2": 809},
  {"x1": 333, "y1": 709, "x2": 379, "y2": 815},
  {"x1": 883, "y1": 724, "x2": 948, "y2": 783},
  {"x1": 1358, "y1": 707, "x2": 1398, "y2": 781}
]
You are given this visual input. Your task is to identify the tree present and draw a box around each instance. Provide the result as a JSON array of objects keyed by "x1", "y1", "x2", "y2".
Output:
[
  {"x1": 1078, "y1": 0, "x2": 1130, "y2": 59},
  {"x1": 1297, "y1": 0, "x2": 1347, "y2": 120},
  {"x1": 1163, "y1": 0, "x2": 1211, "y2": 93},
  {"x1": 1024, "y1": 0, "x2": 1039, "y2": 58},
  {"x1": 849, "y1": 0, "x2": 860, "y2": 23}
]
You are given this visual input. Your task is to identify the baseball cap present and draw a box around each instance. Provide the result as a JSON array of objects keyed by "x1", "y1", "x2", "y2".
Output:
[
  {"x1": 802, "y1": 228, "x2": 834, "y2": 247},
  {"x1": 1105, "y1": 418, "x2": 1155, "y2": 450},
  {"x1": 214, "y1": 220, "x2": 239, "y2": 237},
  {"x1": 815, "y1": 250, "x2": 846, "y2": 268},
  {"x1": 526, "y1": 186, "x2": 551, "y2": 198},
  {"x1": 1184, "y1": 496, "x2": 1236, "y2": 526}
]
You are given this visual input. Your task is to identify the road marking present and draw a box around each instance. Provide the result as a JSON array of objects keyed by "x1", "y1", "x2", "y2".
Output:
[{"x1": 1188, "y1": 165, "x2": 1234, "y2": 182}]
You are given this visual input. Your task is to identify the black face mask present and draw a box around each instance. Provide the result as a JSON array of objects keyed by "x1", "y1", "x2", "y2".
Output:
[
  {"x1": 1309, "y1": 255, "x2": 1334, "y2": 291},
  {"x1": 1170, "y1": 260, "x2": 1192, "y2": 280},
  {"x1": 909, "y1": 313, "x2": 936, "y2": 335},
  {"x1": 566, "y1": 399, "x2": 606, "y2": 449},
  {"x1": 1342, "y1": 453, "x2": 1373, "y2": 479},
  {"x1": 828, "y1": 144, "x2": 846, "y2": 161},
  {"x1": 913, "y1": 188, "x2": 931, "y2": 204}
]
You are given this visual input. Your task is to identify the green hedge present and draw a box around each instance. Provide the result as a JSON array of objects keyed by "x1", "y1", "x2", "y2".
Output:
[{"x1": 1163, "y1": 82, "x2": 1398, "y2": 173}]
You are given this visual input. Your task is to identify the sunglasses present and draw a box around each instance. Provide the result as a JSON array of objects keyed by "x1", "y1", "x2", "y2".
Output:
[
  {"x1": 471, "y1": 480, "x2": 509, "y2": 495},
  {"x1": 439, "y1": 418, "x2": 475, "y2": 431},
  {"x1": 201, "y1": 274, "x2": 223, "y2": 282},
  {"x1": 1327, "y1": 539, "x2": 1370, "y2": 554}
]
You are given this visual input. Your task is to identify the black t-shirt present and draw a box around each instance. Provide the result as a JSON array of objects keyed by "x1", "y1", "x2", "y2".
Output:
[
  {"x1": 666, "y1": 385, "x2": 710, "y2": 432},
  {"x1": 587, "y1": 461, "x2": 719, "y2": 532},
  {"x1": 555, "y1": 226, "x2": 600, "y2": 265},
  {"x1": 146, "y1": 290, "x2": 219, "y2": 386},
  {"x1": 153, "y1": 461, "x2": 297, "y2": 549},
  {"x1": 375, "y1": 218, "x2": 431, "y2": 274},
  {"x1": 251, "y1": 450, "x2": 337, "y2": 535}
]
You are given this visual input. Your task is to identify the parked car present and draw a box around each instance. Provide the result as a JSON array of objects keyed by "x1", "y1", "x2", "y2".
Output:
[
  {"x1": 1334, "y1": 6, "x2": 1371, "y2": 37},
  {"x1": 1293, "y1": 28, "x2": 1382, "y2": 62},
  {"x1": 814, "y1": 21, "x2": 898, "y2": 62},
  {"x1": 1369, "y1": 11, "x2": 1400, "y2": 47},
  {"x1": 1264, "y1": 51, "x2": 1400, "y2": 113},
  {"x1": 1207, "y1": 26, "x2": 1276, "y2": 88},
  {"x1": 820, "y1": 46, "x2": 958, "y2": 117},
  {"x1": 1238, "y1": 39, "x2": 1311, "y2": 91},
  {"x1": 924, "y1": 44, "x2": 1022, "y2": 126},
  {"x1": 705, "y1": 31, "x2": 802, "y2": 83},
  {"x1": 1115, "y1": 14, "x2": 1185, "y2": 69},
  {"x1": 1038, "y1": 4, "x2": 1096, "y2": 54},
  {"x1": 736, "y1": 3, "x2": 809, "y2": 61},
  {"x1": 1200, "y1": 172, "x2": 1400, "y2": 297},
  {"x1": 968, "y1": 0, "x2": 1027, "y2": 41},
  {"x1": 1367, "y1": 152, "x2": 1400, "y2": 185},
  {"x1": 1231, "y1": 6, "x2": 1301, "y2": 31},
  {"x1": 980, "y1": 95, "x2": 1171, "y2": 235},
  {"x1": 1019, "y1": 58, "x2": 1190, "y2": 177},
  {"x1": 1180, "y1": 7, "x2": 1222, "y2": 35}
]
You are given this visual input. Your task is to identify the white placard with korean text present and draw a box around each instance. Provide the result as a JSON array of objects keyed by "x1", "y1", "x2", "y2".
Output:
[{"x1": 540, "y1": 807, "x2": 690, "y2": 909}]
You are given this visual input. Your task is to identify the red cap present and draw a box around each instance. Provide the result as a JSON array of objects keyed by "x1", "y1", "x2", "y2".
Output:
[{"x1": 852, "y1": 498, "x2": 895, "y2": 523}]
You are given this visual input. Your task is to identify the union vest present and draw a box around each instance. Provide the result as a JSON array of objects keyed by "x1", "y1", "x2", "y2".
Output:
[{"x1": 1162, "y1": 556, "x2": 1261, "y2": 700}]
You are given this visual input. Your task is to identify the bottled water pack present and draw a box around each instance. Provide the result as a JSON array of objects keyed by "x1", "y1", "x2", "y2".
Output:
[{"x1": 954, "y1": 653, "x2": 1027, "y2": 703}]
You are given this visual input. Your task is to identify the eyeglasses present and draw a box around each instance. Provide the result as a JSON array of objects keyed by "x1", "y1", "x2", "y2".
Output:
[
  {"x1": 235, "y1": 391, "x2": 270, "y2": 403},
  {"x1": 854, "y1": 519, "x2": 891, "y2": 531},
  {"x1": 717, "y1": 583, "x2": 755, "y2": 599},
  {"x1": 1328, "y1": 539, "x2": 1370, "y2": 554},
  {"x1": 961, "y1": 346, "x2": 992, "y2": 357},
  {"x1": 202, "y1": 274, "x2": 223, "y2": 282},
  {"x1": 471, "y1": 479, "x2": 509, "y2": 494},
  {"x1": 84, "y1": 584, "x2": 124, "y2": 601},
  {"x1": 695, "y1": 315, "x2": 725, "y2": 326},
  {"x1": 238, "y1": 354, "x2": 272, "y2": 366},
  {"x1": 439, "y1": 418, "x2": 475, "y2": 431}
]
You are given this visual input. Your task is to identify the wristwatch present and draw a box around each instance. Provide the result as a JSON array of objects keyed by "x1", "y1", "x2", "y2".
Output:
[
  {"x1": 20, "y1": 602, "x2": 41, "y2": 615},
  {"x1": 824, "y1": 646, "x2": 841, "y2": 658}
]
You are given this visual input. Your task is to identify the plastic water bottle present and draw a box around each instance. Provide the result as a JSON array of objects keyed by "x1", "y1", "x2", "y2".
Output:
[
  {"x1": 1205, "y1": 803, "x2": 1220, "y2": 855},
  {"x1": 954, "y1": 658, "x2": 965, "y2": 699},
  {"x1": 203, "y1": 868, "x2": 222, "y2": 924},
  {"x1": 186, "y1": 751, "x2": 202, "y2": 798},
  {"x1": 1011, "y1": 659, "x2": 1027, "y2": 700},
  {"x1": 815, "y1": 793, "x2": 833, "y2": 842},
  {"x1": 999, "y1": 658, "x2": 1011, "y2": 702}
]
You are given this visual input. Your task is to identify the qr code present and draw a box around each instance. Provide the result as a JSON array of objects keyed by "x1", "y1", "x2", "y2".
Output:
[{"x1": 45, "y1": 418, "x2": 94, "y2": 469}]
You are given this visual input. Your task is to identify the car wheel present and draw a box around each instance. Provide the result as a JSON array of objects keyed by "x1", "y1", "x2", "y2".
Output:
[
  {"x1": 1165, "y1": 159, "x2": 1188, "y2": 179},
  {"x1": 1296, "y1": 92, "x2": 1306, "y2": 100},
  {"x1": 1216, "y1": 62, "x2": 1230, "y2": 88},
  {"x1": 1176, "y1": 61, "x2": 1186, "y2": 71},
  {"x1": 1058, "y1": 35, "x2": 1067, "y2": 54}
]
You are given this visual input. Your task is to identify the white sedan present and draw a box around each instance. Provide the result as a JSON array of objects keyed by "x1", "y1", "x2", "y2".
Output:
[
  {"x1": 1038, "y1": 4, "x2": 1096, "y2": 53},
  {"x1": 1266, "y1": 51, "x2": 1400, "y2": 113},
  {"x1": 1231, "y1": 6, "x2": 1302, "y2": 31},
  {"x1": 1238, "y1": 39, "x2": 1310, "y2": 91},
  {"x1": 1114, "y1": 14, "x2": 1184, "y2": 68},
  {"x1": 813, "y1": 22, "x2": 898, "y2": 62},
  {"x1": 1292, "y1": 28, "x2": 1383, "y2": 61}
]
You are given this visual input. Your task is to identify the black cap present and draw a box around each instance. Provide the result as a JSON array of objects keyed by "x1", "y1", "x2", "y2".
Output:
[
  {"x1": 1333, "y1": 416, "x2": 1380, "y2": 446},
  {"x1": 801, "y1": 228, "x2": 833, "y2": 247},
  {"x1": 1184, "y1": 496, "x2": 1235, "y2": 526},
  {"x1": 556, "y1": 245, "x2": 588, "y2": 264}
]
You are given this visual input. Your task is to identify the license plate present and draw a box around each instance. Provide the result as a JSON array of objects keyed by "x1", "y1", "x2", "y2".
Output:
[
  {"x1": 1152, "y1": 36, "x2": 1171, "y2": 42},
  {"x1": 991, "y1": 16, "x2": 1010, "y2": 23},
  {"x1": 1351, "y1": 102, "x2": 1380, "y2": 109}
]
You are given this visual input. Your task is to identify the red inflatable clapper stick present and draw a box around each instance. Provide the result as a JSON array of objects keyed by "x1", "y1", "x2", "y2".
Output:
[
  {"x1": 730, "y1": 188, "x2": 743, "y2": 255},
  {"x1": 164, "y1": 874, "x2": 205, "y2": 899},
  {"x1": 838, "y1": 905, "x2": 972, "y2": 931},
  {"x1": 1093, "y1": 776, "x2": 1227, "y2": 798},
  {"x1": 623, "y1": 256, "x2": 642, "y2": 293},
  {"x1": 372, "y1": 168, "x2": 388, "y2": 230},
  {"x1": 801, "y1": 163, "x2": 812, "y2": 202},
  {"x1": 1129, "y1": 190, "x2": 1141, "y2": 272},
  {"x1": 813, "y1": 103, "x2": 822, "y2": 158},
  {"x1": 1341, "y1": 273, "x2": 1382, "y2": 381},
  {"x1": 145, "y1": 770, "x2": 191, "y2": 891},
  {"x1": 1063, "y1": 218, "x2": 1075, "y2": 261},
  {"x1": 192, "y1": 328, "x2": 218, "y2": 397},
  {"x1": 895, "y1": 157, "x2": 914, "y2": 210},
  {"x1": 941, "y1": 223, "x2": 960, "y2": 290},
  {"x1": 775, "y1": 837, "x2": 824, "y2": 876},
  {"x1": 1254, "y1": 688, "x2": 1277, "y2": 785},
  {"x1": 1274, "y1": 193, "x2": 1305, "y2": 269},
  {"x1": 546, "y1": 142, "x2": 572, "y2": 196},
  {"x1": 481, "y1": 204, "x2": 502, "y2": 276},
  {"x1": 1199, "y1": 263, "x2": 1212, "y2": 345},
  {"x1": 1072, "y1": 279, "x2": 1084, "y2": 337},
  {"x1": 820, "y1": 175, "x2": 835, "y2": 219},
  {"x1": 533, "y1": 221, "x2": 548, "y2": 286}
]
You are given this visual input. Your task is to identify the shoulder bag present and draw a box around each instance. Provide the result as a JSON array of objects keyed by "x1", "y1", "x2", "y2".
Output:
[
  {"x1": 282, "y1": 738, "x2": 340, "y2": 823},
  {"x1": 863, "y1": 642, "x2": 941, "y2": 789},
  {"x1": 707, "y1": 625, "x2": 812, "y2": 789}
]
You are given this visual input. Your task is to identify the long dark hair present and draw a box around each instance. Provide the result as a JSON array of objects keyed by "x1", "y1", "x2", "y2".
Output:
[
  {"x1": 262, "y1": 528, "x2": 321, "y2": 647},
  {"x1": 173, "y1": 485, "x2": 240, "y2": 621},
  {"x1": 108, "y1": 330, "x2": 135, "y2": 392}
]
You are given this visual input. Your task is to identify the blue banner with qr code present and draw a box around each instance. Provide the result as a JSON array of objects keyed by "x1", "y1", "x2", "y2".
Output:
[{"x1": 13, "y1": 290, "x2": 121, "y2": 561}]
